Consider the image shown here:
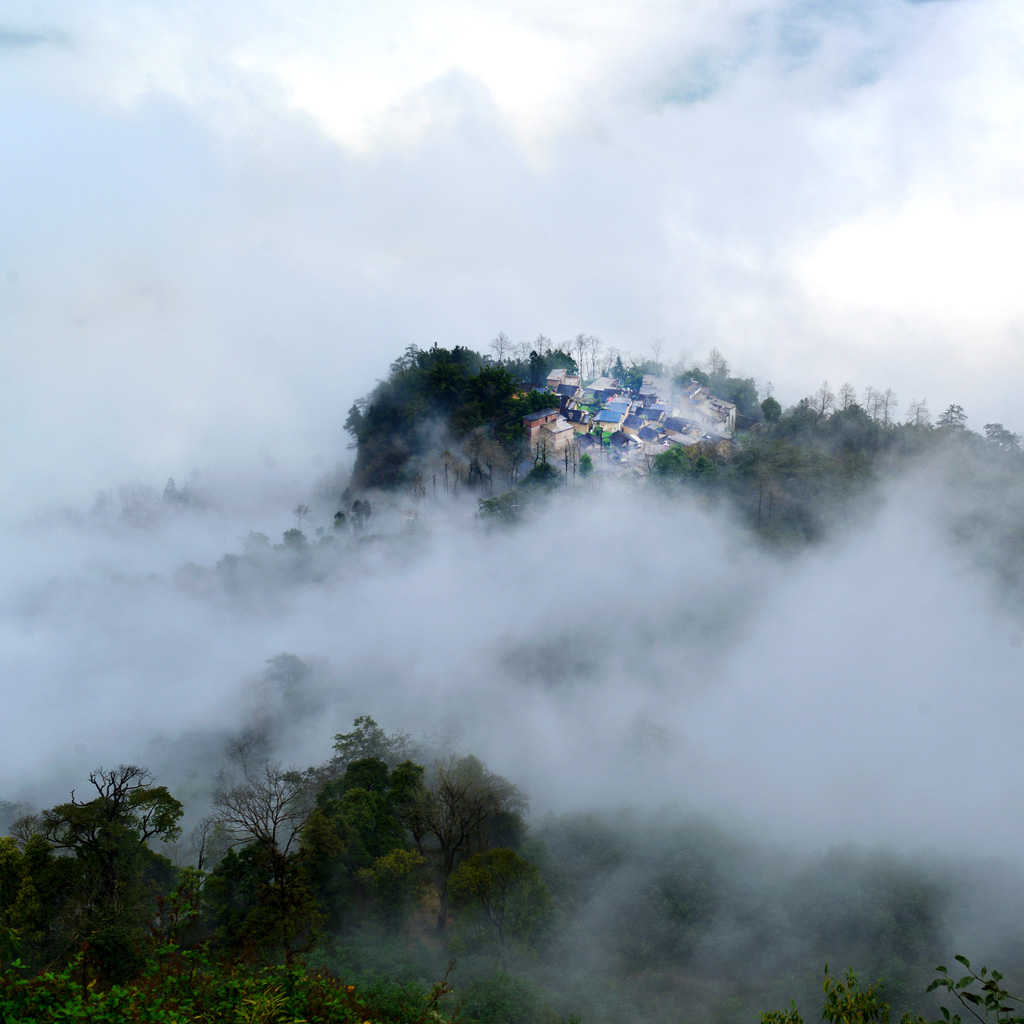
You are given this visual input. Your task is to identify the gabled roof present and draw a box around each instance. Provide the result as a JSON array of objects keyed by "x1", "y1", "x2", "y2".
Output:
[{"x1": 523, "y1": 408, "x2": 558, "y2": 422}]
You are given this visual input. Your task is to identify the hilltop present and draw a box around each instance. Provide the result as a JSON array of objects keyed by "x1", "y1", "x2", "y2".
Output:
[{"x1": 343, "y1": 339, "x2": 1024, "y2": 546}]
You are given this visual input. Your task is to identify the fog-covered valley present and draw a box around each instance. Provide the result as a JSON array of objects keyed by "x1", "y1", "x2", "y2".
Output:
[
  {"x1": 8, "y1": 460, "x2": 1024, "y2": 856},
  {"x1": 4, "y1": 448, "x2": 1024, "y2": 1021}
]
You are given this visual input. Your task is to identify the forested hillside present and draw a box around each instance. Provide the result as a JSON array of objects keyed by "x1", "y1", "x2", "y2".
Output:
[
  {"x1": 6, "y1": 344, "x2": 1024, "y2": 1024},
  {"x1": 344, "y1": 341, "x2": 1024, "y2": 554},
  {"x1": 4, "y1": 711, "x2": 1023, "y2": 1024}
]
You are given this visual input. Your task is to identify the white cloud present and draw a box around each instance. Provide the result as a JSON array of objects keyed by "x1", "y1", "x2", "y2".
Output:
[{"x1": 2, "y1": 0, "x2": 1024, "y2": 518}]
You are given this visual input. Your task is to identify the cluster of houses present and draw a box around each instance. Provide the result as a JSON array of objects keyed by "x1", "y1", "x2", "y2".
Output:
[{"x1": 523, "y1": 370, "x2": 736, "y2": 467}]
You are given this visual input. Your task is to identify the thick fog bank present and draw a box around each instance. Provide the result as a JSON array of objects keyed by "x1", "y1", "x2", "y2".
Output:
[{"x1": 2, "y1": 468, "x2": 1022, "y2": 864}]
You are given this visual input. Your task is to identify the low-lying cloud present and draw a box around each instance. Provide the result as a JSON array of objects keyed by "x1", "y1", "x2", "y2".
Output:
[{"x1": 4, "y1": 462, "x2": 1022, "y2": 867}]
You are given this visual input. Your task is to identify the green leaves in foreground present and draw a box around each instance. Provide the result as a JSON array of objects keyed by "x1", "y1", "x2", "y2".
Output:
[
  {"x1": 927, "y1": 955, "x2": 1024, "y2": 1023},
  {"x1": 762, "y1": 958, "x2": 1024, "y2": 1024}
]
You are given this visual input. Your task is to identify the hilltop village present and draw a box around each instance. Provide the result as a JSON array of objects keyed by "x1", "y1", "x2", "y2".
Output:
[
  {"x1": 342, "y1": 342, "x2": 761, "y2": 495},
  {"x1": 523, "y1": 368, "x2": 736, "y2": 473}
]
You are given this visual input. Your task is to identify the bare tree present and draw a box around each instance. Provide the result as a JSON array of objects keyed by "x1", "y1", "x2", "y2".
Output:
[
  {"x1": 706, "y1": 347, "x2": 729, "y2": 377},
  {"x1": 572, "y1": 333, "x2": 586, "y2": 376},
  {"x1": 214, "y1": 761, "x2": 316, "y2": 860},
  {"x1": 603, "y1": 346, "x2": 622, "y2": 378},
  {"x1": 837, "y1": 382, "x2": 857, "y2": 410},
  {"x1": 586, "y1": 334, "x2": 603, "y2": 380},
  {"x1": 649, "y1": 338, "x2": 664, "y2": 366},
  {"x1": 862, "y1": 386, "x2": 881, "y2": 421},
  {"x1": 293, "y1": 503, "x2": 312, "y2": 529},
  {"x1": 189, "y1": 814, "x2": 230, "y2": 872},
  {"x1": 879, "y1": 388, "x2": 898, "y2": 428},
  {"x1": 807, "y1": 380, "x2": 835, "y2": 434},
  {"x1": 906, "y1": 398, "x2": 931, "y2": 427},
  {"x1": 213, "y1": 760, "x2": 325, "y2": 961},
  {"x1": 499, "y1": 436, "x2": 528, "y2": 487},
  {"x1": 489, "y1": 331, "x2": 510, "y2": 364}
]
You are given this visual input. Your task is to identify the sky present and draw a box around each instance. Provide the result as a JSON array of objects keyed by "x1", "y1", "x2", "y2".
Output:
[{"x1": 3, "y1": 0, "x2": 1024, "y2": 519}]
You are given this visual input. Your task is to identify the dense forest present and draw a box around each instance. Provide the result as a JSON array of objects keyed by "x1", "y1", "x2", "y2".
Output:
[
  {"x1": 4, "y1": 706, "x2": 1024, "y2": 1024},
  {"x1": 5, "y1": 342, "x2": 1024, "y2": 1023}
]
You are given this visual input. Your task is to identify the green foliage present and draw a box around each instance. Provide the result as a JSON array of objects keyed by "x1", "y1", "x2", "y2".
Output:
[
  {"x1": 938, "y1": 404, "x2": 968, "y2": 432},
  {"x1": 360, "y1": 849, "x2": 427, "y2": 930},
  {"x1": 761, "y1": 395, "x2": 782, "y2": 423},
  {"x1": 618, "y1": 357, "x2": 665, "y2": 391},
  {"x1": 346, "y1": 343, "x2": 559, "y2": 488},
  {"x1": 478, "y1": 491, "x2": 522, "y2": 522},
  {"x1": 460, "y1": 971, "x2": 542, "y2": 1024},
  {"x1": 927, "y1": 956, "x2": 1024, "y2": 1023},
  {"x1": 0, "y1": 948, "x2": 458, "y2": 1023},
  {"x1": 522, "y1": 460, "x2": 559, "y2": 490},
  {"x1": 24, "y1": 766, "x2": 182, "y2": 972},
  {"x1": 579, "y1": 452, "x2": 593, "y2": 476},
  {"x1": 763, "y1": 959, "x2": 1024, "y2": 1024},
  {"x1": 306, "y1": 754, "x2": 428, "y2": 931},
  {"x1": 449, "y1": 849, "x2": 551, "y2": 966},
  {"x1": 332, "y1": 716, "x2": 412, "y2": 770},
  {"x1": 652, "y1": 444, "x2": 718, "y2": 481},
  {"x1": 718, "y1": 376, "x2": 760, "y2": 418}
]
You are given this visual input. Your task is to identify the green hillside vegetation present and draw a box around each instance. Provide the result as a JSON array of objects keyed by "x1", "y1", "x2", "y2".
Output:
[
  {"x1": 344, "y1": 344, "x2": 574, "y2": 491},
  {"x1": 344, "y1": 342, "x2": 1024, "y2": 557},
  {"x1": 3, "y1": 716, "x2": 1024, "y2": 1023}
]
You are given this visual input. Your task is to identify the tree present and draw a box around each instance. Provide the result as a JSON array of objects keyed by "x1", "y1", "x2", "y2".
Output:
[
  {"x1": 579, "y1": 453, "x2": 594, "y2": 477},
  {"x1": 863, "y1": 386, "x2": 881, "y2": 421},
  {"x1": 528, "y1": 350, "x2": 545, "y2": 386},
  {"x1": 213, "y1": 760, "x2": 324, "y2": 961},
  {"x1": 879, "y1": 388, "x2": 898, "y2": 428},
  {"x1": 938, "y1": 404, "x2": 968, "y2": 433},
  {"x1": 984, "y1": 423, "x2": 1021, "y2": 453},
  {"x1": 706, "y1": 347, "x2": 729, "y2": 378},
  {"x1": 331, "y1": 716, "x2": 412, "y2": 771},
  {"x1": 807, "y1": 381, "x2": 835, "y2": 434},
  {"x1": 350, "y1": 499, "x2": 373, "y2": 530},
  {"x1": 293, "y1": 503, "x2": 312, "y2": 529},
  {"x1": 905, "y1": 399, "x2": 930, "y2": 427},
  {"x1": 360, "y1": 848, "x2": 427, "y2": 930},
  {"x1": 837, "y1": 382, "x2": 857, "y2": 410},
  {"x1": 761, "y1": 396, "x2": 782, "y2": 424},
  {"x1": 489, "y1": 331, "x2": 510, "y2": 364},
  {"x1": 281, "y1": 527, "x2": 307, "y2": 550},
  {"x1": 448, "y1": 848, "x2": 550, "y2": 970},
  {"x1": 718, "y1": 376, "x2": 760, "y2": 418},
  {"x1": 586, "y1": 335, "x2": 604, "y2": 380},
  {"x1": 421, "y1": 756, "x2": 525, "y2": 931},
  {"x1": 36, "y1": 766, "x2": 182, "y2": 978},
  {"x1": 40, "y1": 767, "x2": 181, "y2": 901}
]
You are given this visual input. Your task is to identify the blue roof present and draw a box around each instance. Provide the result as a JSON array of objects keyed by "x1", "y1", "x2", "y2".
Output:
[
  {"x1": 606, "y1": 402, "x2": 630, "y2": 414},
  {"x1": 596, "y1": 409, "x2": 622, "y2": 423}
]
